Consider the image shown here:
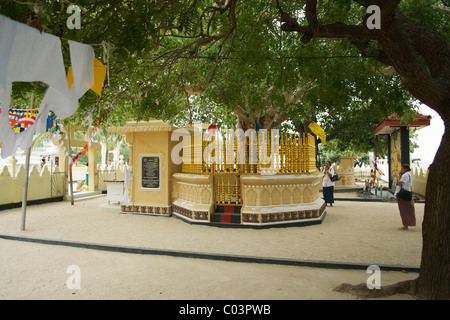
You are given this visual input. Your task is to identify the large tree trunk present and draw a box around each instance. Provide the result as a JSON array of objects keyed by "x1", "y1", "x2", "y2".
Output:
[
  {"x1": 236, "y1": 105, "x2": 288, "y2": 131},
  {"x1": 376, "y1": 11, "x2": 450, "y2": 299},
  {"x1": 277, "y1": 0, "x2": 450, "y2": 299},
  {"x1": 369, "y1": 8, "x2": 450, "y2": 300},
  {"x1": 417, "y1": 126, "x2": 450, "y2": 299}
]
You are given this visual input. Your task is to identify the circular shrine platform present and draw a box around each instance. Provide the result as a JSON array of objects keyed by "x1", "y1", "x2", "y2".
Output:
[{"x1": 112, "y1": 121, "x2": 326, "y2": 228}]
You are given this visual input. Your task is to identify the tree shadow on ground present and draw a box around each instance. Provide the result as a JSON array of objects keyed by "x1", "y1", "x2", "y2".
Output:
[{"x1": 333, "y1": 279, "x2": 418, "y2": 299}]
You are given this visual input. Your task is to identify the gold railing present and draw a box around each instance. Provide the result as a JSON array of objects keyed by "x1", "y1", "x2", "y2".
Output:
[
  {"x1": 214, "y1": 174, "x2": 241, "y2": 205},
  {"x1": 181, "y1": 131, "x2": 317, "y2": 175}
]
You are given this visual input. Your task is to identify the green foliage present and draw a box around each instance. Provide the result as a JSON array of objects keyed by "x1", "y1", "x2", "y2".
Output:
[
  {"x1": 0, "y1": 0, "x2": 443, "y2": 157},
  {"x1": 400, "y1": 0, "x2": 450, "y2": 38},
  {"x1": 318, "y1": 138, "x2": 376, "y2": 168}
]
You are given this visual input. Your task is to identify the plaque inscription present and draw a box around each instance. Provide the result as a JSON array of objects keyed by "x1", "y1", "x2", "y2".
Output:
[{"x1": 141, "y1": 156, "x2": 160, "y2": 189}]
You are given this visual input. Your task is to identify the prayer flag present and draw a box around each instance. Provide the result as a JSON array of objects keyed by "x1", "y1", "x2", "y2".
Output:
[
  {"x1": 208, "y1": 124, "x2": 217, "y2": 134},
  {"x1": 67, "y1": 66, "x2": 74, "y2": 89},
  {"x1": 67, "y1": 58, "x2": 106, "y2": 96},
  {"x1": 91, "y1": 58, "x2": 107, "y2": 96},
  {"x1": 308, "y1": 122, "x2": 326, "y2": 144}
]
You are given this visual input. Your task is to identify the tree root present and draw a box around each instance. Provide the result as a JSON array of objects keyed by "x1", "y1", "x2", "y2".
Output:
[{"x1": 333, "y1": 279, "x2": 418, "y2": 299}]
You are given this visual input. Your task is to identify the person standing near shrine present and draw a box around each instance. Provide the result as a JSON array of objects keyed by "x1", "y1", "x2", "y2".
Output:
[
  {"x1": 107, "y1": 159, "x2": 113, "y2": 170},
  {"x1": 395, "y1": 164, "x2": 416, "y2": 230},
  {"x1": 322, "y1": 161, "x2": 335, "y2": 207}
]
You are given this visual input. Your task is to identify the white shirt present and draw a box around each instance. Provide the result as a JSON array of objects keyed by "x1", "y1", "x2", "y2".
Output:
[
  {"x1": 323, "y1": 167, "x2": 335, "y2": 187},
  {"x1": 395, "y1": 171, "x2": 412, "y2": 195}
]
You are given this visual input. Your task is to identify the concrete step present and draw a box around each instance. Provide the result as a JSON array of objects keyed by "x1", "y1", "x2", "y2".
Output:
[
  {"x1": 64, "y1": 191, "x2": 105, "y2": 201},
  {"x1": 211, "y1": 205, "x2": 242, "y2": 224},
  {"x1": 210, "y1": 212, "x2": 241, "y2": 224}
]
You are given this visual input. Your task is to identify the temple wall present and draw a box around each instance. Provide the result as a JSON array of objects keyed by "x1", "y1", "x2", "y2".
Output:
[
  {"x1": 171, "y1": 173, "x2": 214, "y2": 223},
  {"x1": 0, "y1": 164, "x2": 64, "y2": 205},
  {"x1": 411, "y1": 166, "x2": 428, "y2": 198},
  {"x1": 240, "y1": 173, "x2": 326, "y2": 225}
]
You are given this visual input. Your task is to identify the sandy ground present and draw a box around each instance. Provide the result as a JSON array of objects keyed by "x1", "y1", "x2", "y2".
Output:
[{"x1": 0, "y1": 195, "x2": 423, "y2": 300}]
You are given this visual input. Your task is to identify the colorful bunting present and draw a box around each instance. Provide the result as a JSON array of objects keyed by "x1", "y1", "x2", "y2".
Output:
[
  {"x1": 372, "y1": 161, "x2": 384, "y2": 176},
  {"x1": 0, "y1": 107, "x2": 58, "y2": 133},
  {"x1": 51, "y1": 116, "x2": 102, "y2": 171},
  {"x1": 69, "y1": 116, "x2": 102, "y2": 169}
]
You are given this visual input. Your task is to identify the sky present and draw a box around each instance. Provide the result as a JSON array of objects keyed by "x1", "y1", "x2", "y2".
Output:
[{"x1": 410, "y1": 104, "x2": 445, "y2": 166}]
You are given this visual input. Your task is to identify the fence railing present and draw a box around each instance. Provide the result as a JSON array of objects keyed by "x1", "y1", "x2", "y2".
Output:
[{"x1": 182, "y1": 131, "x2": 317, "y2": 175}]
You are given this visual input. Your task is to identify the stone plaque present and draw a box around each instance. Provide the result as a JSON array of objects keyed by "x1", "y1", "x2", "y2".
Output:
[{"x1": 141, "y1": 156, "x2": 160, "y2": 189}]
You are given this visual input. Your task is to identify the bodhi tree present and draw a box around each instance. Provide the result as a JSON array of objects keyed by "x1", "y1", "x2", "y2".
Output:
[{"x1": 145, "y1": 0, "x2": 412, "y2": 135}]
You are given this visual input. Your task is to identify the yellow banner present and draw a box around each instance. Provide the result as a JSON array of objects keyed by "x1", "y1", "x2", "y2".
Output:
[
  {"x1": 308, "y1": 122, "x2": 326, "y2": 144},
  {"x1": 67, "y1": 58, "x2": 106, "y2": 96}
]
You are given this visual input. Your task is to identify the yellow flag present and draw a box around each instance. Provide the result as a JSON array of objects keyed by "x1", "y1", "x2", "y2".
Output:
[
  {"x1": 66, "y1": 58, "x2": 107, "y2": 96},
  {"x1": 67, "y1": 66, "x2": 74, "y2": 89},
  {"x1": 91, "y1": 58, "x2": 107, "y2": 96},
  {"x1": 308, "y1": 122, "x2": 326, "y2": 144}
]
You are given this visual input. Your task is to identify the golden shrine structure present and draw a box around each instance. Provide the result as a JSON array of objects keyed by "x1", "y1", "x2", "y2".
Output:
[{"x1": 109, "y1": 121, "x2": 326, "y2": 227}]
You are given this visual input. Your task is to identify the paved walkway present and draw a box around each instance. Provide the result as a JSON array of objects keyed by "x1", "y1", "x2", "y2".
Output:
[{"x1": 0, "y1": 195, "x2": 423, "y2": 299}]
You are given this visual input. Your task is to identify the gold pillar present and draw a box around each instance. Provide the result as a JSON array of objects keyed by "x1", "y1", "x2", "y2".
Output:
[
  {"x1": 217, "y1": 176, "x2": 221, "y2": 204},
  {"x1": 235, "y1": 177, "x2": 240, "y2": 204},
  {"x1": 282, "y1": 132, "x2": 286, "y2": 173},
  {"x1": 227, "y1": 177, "x2": 231, "y2": 204},
  {"x1": 257, "y1": 133, "x2": 260, "y2": 174},
  {"x1": 235, "y1": 135, "x2": 239, "y2": 173},
  {"x1": 222, "y1": 132, "x2": 226, "y2": 173},
  {"x1": 244, "y1": 136, "x2": 248, "y2": 174},
  {"x1": 221, "y1": 176, "x2": 225, "y2": 204},
  {"x1": 295, "y1": 134, "x2": 299, "y2": 173}
]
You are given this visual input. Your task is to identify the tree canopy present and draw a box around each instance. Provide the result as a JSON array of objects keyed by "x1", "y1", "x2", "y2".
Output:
[{"x1": 1, "y1": 1, "x2": 424, "y2": 143}]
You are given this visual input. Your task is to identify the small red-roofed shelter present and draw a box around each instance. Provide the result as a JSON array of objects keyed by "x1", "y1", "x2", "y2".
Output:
[
  {"x1": 373, "y1": 113, "x2": 431, "y2": 189},
  {"x1": 373, "y1": 113, "x2": 431, "y2": 136}
]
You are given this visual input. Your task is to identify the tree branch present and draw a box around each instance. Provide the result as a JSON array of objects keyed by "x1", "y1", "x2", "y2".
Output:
[
  {"x1": 277, "y1": 1, "x2": 450, "y2": 114},
  {"x1": 278, "y1": 1, "x2": 373, "y2": 44},
  {"x1": 305, "y1": 0, "x2": 318, "y2": 29}
]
